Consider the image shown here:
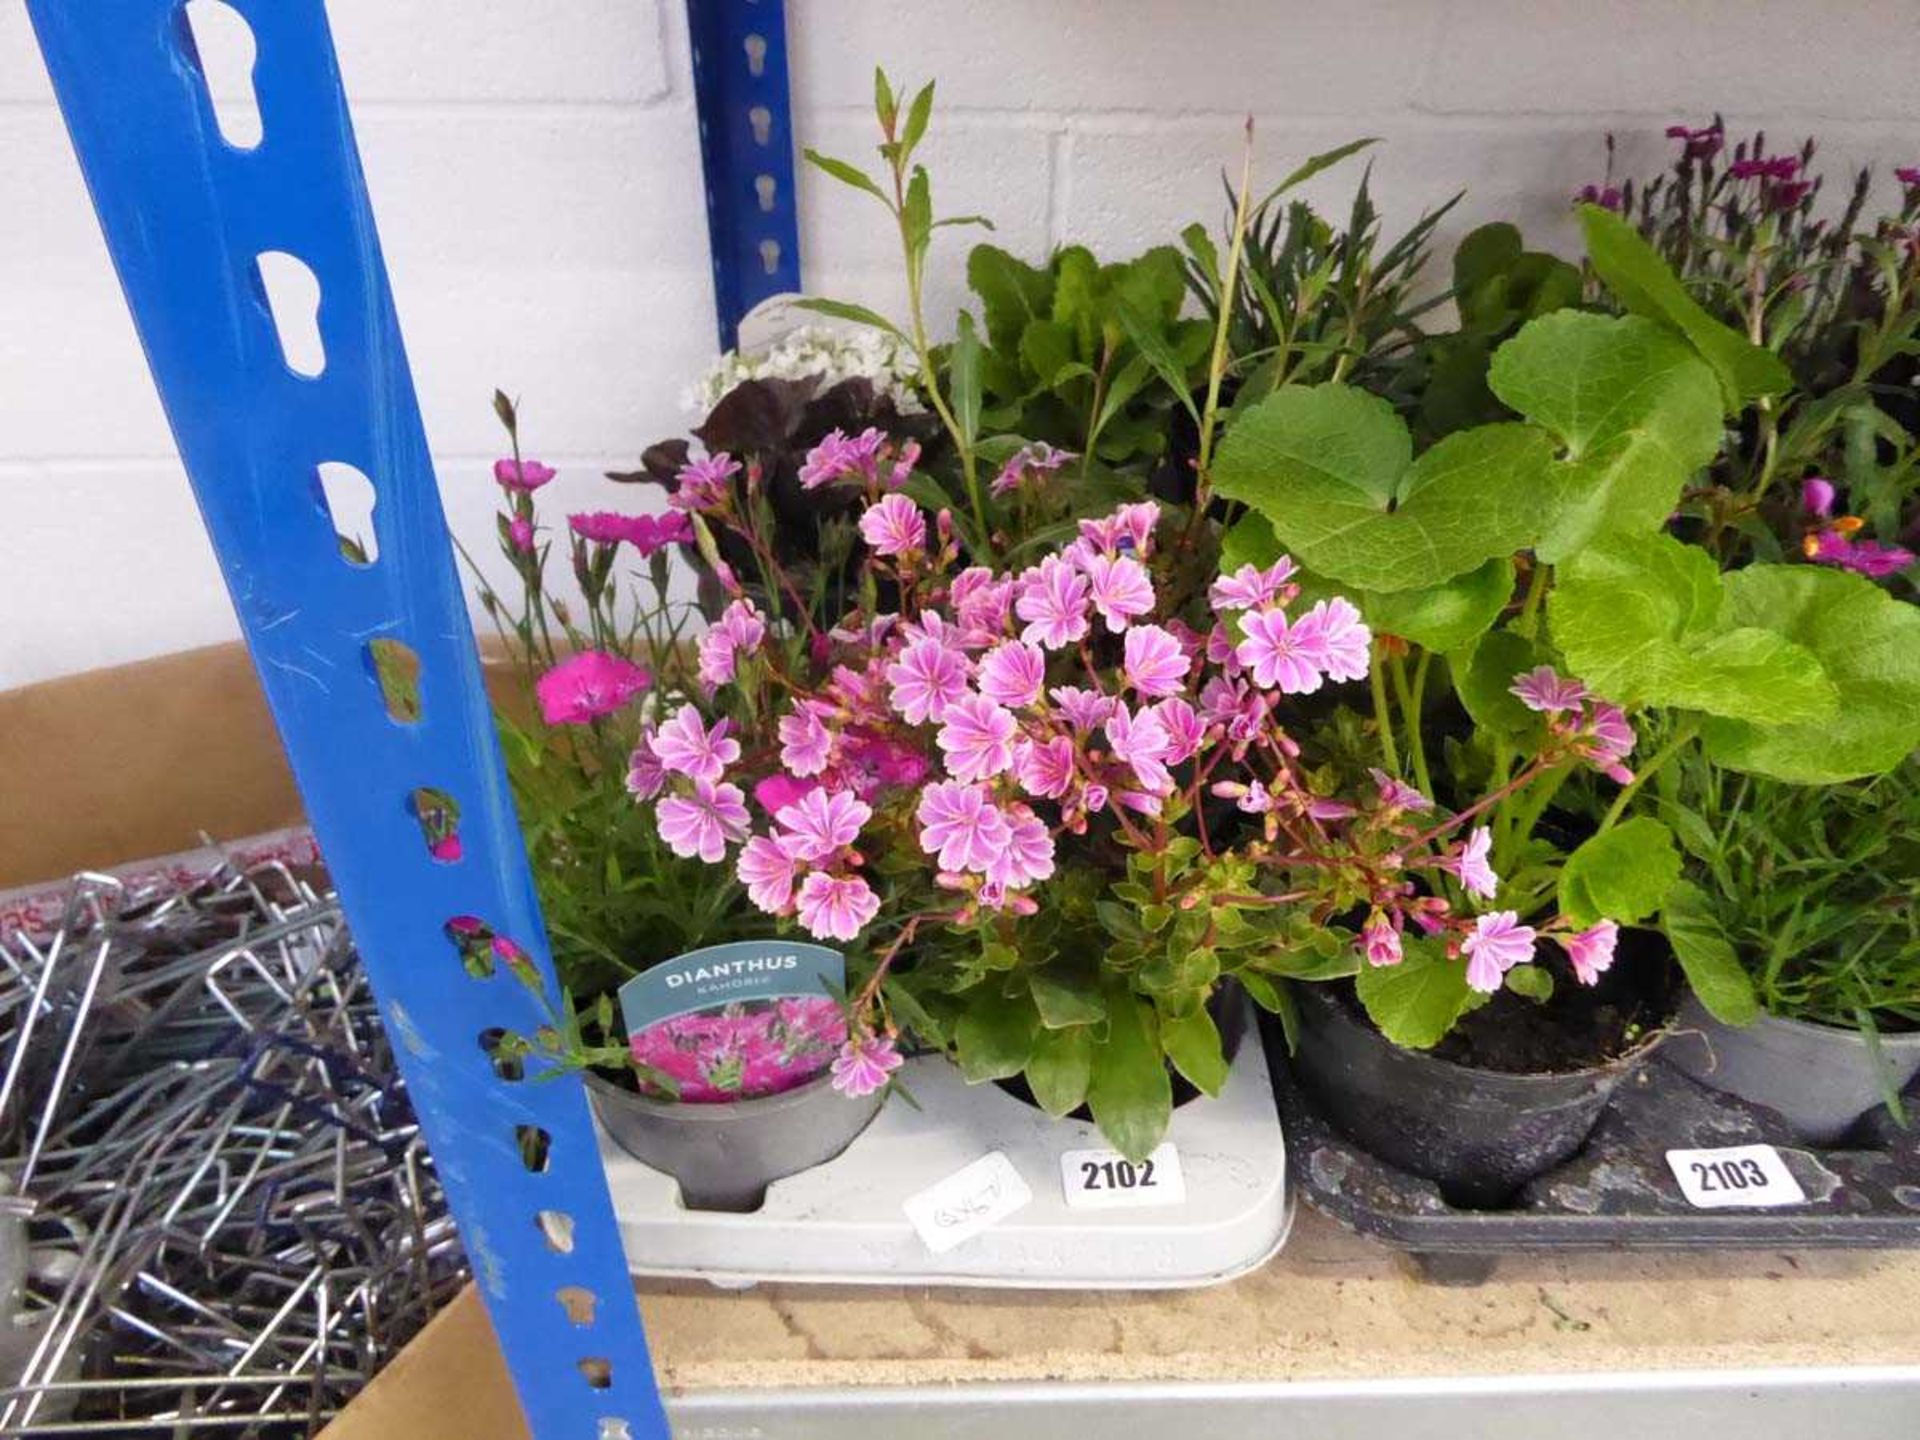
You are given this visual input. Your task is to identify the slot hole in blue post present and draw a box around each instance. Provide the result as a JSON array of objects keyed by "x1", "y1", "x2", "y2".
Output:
[
  {"x1": 537, "y1": 1209, "x2": 576, "y2": 1254},
  {"x1": 409, "y1": 787, "x2": 462, "y2": 863},
  {"x1": 556, "y1": 1286, "x2": 598, "y2": 1326},
  {"x1": 578, "y1": 1357, "x2": 613, "y2": 1390},
  {"x1": 179, "y1": 0, "x2": 263, "y2": 150},
  {"x1": 252, "y1": 251, "x2": 327, "y2": 377},
  {"x1": 445, "y1": 917, "x2": 495, "y2": 979},
  {"x1": 366, "y1": 638, "x2": 422, "y2": 724},
  {"x1": 479, "y1": 1029, "x2": 525, "y2": 1082},
  {"x1": 315, "y1": 462, "x2": 378, "y2": 565},
  {"x1": 517, "y1": 1125, "x2": 552, "y2": 1174}
]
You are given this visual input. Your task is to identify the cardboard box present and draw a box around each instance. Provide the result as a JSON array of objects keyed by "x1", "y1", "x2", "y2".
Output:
[{"x1": 9, "y1": 645, "x2": 1919, "y2": 1438}]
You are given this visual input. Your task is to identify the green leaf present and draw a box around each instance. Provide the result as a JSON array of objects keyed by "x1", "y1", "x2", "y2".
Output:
[
  {"x1": 1364, "y1": 558, "x2": 1514, "y2": 651},
  {"x1": 1254, "y1": 136, "x2": 1379, "y2": 210},
  {"x1": 873, "y1": 68, "x2": 898, "y2": 131},
  {"x1": 1577, "y1": 204, "x2": 1791, "y2": 409},
  {"x1": 1029, "y1": 963, "x2": 1107, "y2": 1029},
  {"x1": 1026, "y1": 1025, "x2": 1094, "y2": 1116},
  {"x1": 1113, "y1": 290, "x2": 1201, "y2": 424},
  {"x1": 1353, "y1": 938, "x2": 1477, "y2": 1050},
  {"x1": 1159, "y1": 1004, "x2": 1230, "y2": 1098},
  {"x1": 1212, "y1": 384, "x2": 1555, "y2": 592},
  {"x1": 903, "y1": 166, "x2": 933, "y2": 254},
  {"x1": 1558, "y1": 817, "x2": 1682, "y2": 926},
  {"x1": 950, "y1": 310, "x2": 983, "y2": 445},
  {"x1": 1452, "y1": 627, "x2": 1543, "y2": 736},
  {"x1": 967, "y1": 245, "x2": 1054, "y2": 354},
  {"x1": 1488, "y1": 312, "x2": 1723, "y2": 560},
  {"x1": 1504, "y1": 964, "x2": 1555, "y2": 1001},
  {"x1": 900, "y1": 81, "x2": 935, "y2": 159},
  {"x1": 1549, "y1": 533, "x2": 1837, "y2": 722},
  {"x1": 1220, "y1": 511, "x2": 1282, "y2": 571},
  {"x1": 1086, "y1": 989, "x2": 1173, "y2": 1162},
  {"x1": 792, "y1": 296, "x2": 906, "y2": 340},
  {"x1": 803, "y1": 149, "x2": 891, "y2": 208},
  {"x1": 1663, "y1": 880, "x2": 1761, "y2": 1026},
  {"x1": 1699, "y1": 565, "x2": 1920, "y2": 783},
  {"x1": 1019, "y1": 319, "x2": 1076, "y2": 389},
  {"x1": 954, "y1": 985, "x2": 1039, "y2": 1082}
]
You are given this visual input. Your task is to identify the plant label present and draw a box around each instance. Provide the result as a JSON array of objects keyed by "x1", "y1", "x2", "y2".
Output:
[
  {"x1": 903, "y1": 1151, "x2": 1032, "y2": 1253},
  {"x1": 1059, "y1": 1142, "x2": 1186, "y2": 1210},
  {"x1": 1665, "y1": 1144, "x2": 1807, "y2": 1209},
  {"x1": 616, "y1": 939, "x2": 846, "y2": 1103}
]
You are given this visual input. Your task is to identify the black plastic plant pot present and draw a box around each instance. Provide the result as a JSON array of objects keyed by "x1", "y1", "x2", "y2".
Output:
[
  {"x1": 1663, "y1": 993, "x2": 1920, "y2": 1145},
  {"x1": 585, "y1": 1070, "x2": 883, "y2": 1213},
  {"x1": 1287, "y1": 983, "x2": 1661, "y2": 1208}
]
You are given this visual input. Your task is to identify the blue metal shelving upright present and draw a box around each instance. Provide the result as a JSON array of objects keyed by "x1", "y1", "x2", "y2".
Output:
[{"x1": 26, "y1": 3, "x2": 670, "y2": 1435}]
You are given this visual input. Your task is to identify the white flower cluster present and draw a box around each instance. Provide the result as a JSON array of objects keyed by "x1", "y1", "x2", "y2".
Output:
[{"x1": 682, "y1": 324, "x2": 927, "y2": 417}]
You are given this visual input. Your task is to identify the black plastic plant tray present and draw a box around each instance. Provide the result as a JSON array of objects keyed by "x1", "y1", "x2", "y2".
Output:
[{"x1": 1274, "y1": 1044, "x2": 1920, "y2": 1283}]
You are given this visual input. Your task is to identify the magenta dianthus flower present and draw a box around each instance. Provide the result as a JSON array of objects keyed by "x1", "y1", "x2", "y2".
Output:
[
  {"x1": 534, "y1": 651, "x2": 650, "y2": 726},
  {"x1": 494, "y1": 457, "x2": 556, "y2": 492}
]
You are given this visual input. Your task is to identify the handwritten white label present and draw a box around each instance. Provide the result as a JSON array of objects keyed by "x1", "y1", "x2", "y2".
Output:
[
  {"x1": 1665, "y1": 1144, "x2": 1806, "y2": 1209},
  {"x1": 1059, "y1": 1142, "x2": 1187, "y2": 1210},
  {"x1": 903, "y1": 1151, "x2": 1032, "y2": 1253}
]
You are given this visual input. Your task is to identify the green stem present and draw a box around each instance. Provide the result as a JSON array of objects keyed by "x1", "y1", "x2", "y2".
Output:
[
  {"x1": 1517, "y1": 560, "x2": 1550, "y2": 637},
  {"x1": 1193, "y1": 123, "x2": 1257, "y2": 505},
  {"x1": 1597, "y1": 721, "x2": 1699, "y2": 833},
  {"x1": 1390, "y1": 652, "x2": 1432, "y2": 798},
  {"x1": 1370, "y1": 650, "x2": 1400, "y2": 776}
]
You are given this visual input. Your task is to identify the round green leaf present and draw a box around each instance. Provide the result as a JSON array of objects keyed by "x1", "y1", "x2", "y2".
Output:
[
  {"x1": 1211, "y1": 384, "x2": 1554, "y2": 592},
  {"x1": 1026, "y1": 1024, "x2": 1094, "y2": 1117},
  {"x1": 1700, "y1": 565, "x2": 1920, "y2": 782},
  {"x1": 1366, "y1": 557, "x2": 1515, "y2": 651},
  {"x1": 1558, "y1": 817, "x2": 1682, "y2": 927},
  {"x1": 1353, "y1": 938, "x2": 1479, "y2": 1050},
  {"x1": 1489, "y1": 312, "x2": 1723, "y2": 561}
]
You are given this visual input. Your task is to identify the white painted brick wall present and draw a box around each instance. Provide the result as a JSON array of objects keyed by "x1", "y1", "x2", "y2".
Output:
[{"x1": 3, "y1": 0, "x2": 1917, "y2": 686}]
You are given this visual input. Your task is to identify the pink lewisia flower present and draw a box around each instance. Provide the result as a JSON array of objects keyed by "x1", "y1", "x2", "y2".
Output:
[
  {"x1": 775, "y1": 789, "x2": 872, "y2": 862},
  {"x1": 1289, "y1": 597, "x2": 1371, "y2": 683},
  {"x1": 1802, "y1": 477, "x2": 1837, "y2": 518},
  {"x1": 977, "y1": 640, "x2": 1047, "y2": 709},
  {"x1": 1510, "y1": 665, "x2": 1588, "y2": 714},
  {"x1": 991, "y1": 441, "x2": 1076, "y2": 496},
  {"x1": 886, "y1": 635, "x2": 971, "y2": 725},
  {"x1": 830, "y1": 1028, "x2": 903, "y2": 1097},
  {"x1": 1209, "y1": 557, "x2": 1298, "y2": 613},
  {"x1": 656, "y1": 779, "x2": 750, "y2": 863},
  {"x1": 1015, "y1": 556, "x2": 1092, "y2": 649},
  {"x1": 1236, "y1": 607, "x2": 1321, "y2": 693},
  {"x1": 626, "y1": 729, "x2": 666, "y2": 799},
  {"x1": 1078, "y1": 502, "x2": 1161, "y2": 558},
  {"x1": 1050, "y1": 685, "x2": 1117, "y2": 733},
  {"x1": 719, "y1": 598, "x2": 766, "y2": 651},
  {"x1": 1105, "y1": 703, "x2": 1174, "y2": 794},
  {"x1": 794, "y1": 872, "x2": 881, "y2": 942},
  {"x1": 798, "y1": 427, "x2": 887, "y2": 490},
  {"x1": 494, "y1": 458, "x2": 556, "y2": 491},
  {"x1": 936, "y1": 693, "x2": 1019, "y2": 783},
  {"x1": 987, "y1": 805, "x2": 1057, "y2": 887},
  {"x1": 917, "y1": 780, "x2": 1012, "y2": 872},
  {"x1": 778, "y1": 707, "x2": 834, "y2": 776},
  {"x1": 673, "y1": 453, "x2": 740, "y2": 511},
  {"x1": 1369, "y1": 767, "x2": 1431, "y2": 813},
  {"x1": 1462, "y1": 911, "x2": 1537, "y2": 993},
  {"x1": 1013, "y1": 735, "x2": 1077, "y2": 799},
  {"x1": 1561, "y1": 920, "x2": 1620, "y2": 987},
  {"x1": 507, "y1": 515, "x2": 534, "y2": 553},
  {"x1": 858, "y1": 493, "x2": 927, "y2": 557},
  {"x1": 1081, "y1": 553, "x2": 1156, "y2": 632},
  {"x1": 1151, "y1": 697, "x2": 1207, "y2": 765},
  {"x1": 534, "y1": 652, "x2": 651, "y2": 725},
  {"x1": 1123, "y1": 624, "x2": 1190, "y2": 698},
  {"x1": 652, "y1": 704, "x2": 742, "y2": 783},
  {"x1": 1584, "y1": 703, "x2": 1637, "y2": 785},
  {"x1": 950, "y1": 567, "x2": 1014, "y2": 640},
  {"x1": 697, "y1": 629, "x2": 739, "y2": 687},
  {"x1": 1446, "y1": 825, "x2": 1499, "y2": 900},
  {"x1": 737, "y1": 834, "x2": 800, "y2": 913},
  {"x1": 1361, "y1": 914, "x2": 1402, "y2": 967}
]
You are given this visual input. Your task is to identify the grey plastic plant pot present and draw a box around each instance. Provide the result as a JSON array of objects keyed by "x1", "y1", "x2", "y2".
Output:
[
  {"x1": 1664, "y1": 993, "x2": 1920, "y2": 1145},
  {"x1": 585, "y1": 1069, "x2": 884, "y2": 1213},
  {"x1": 1286, "y1": 983, "x2": 1662, "y2": 1208}
]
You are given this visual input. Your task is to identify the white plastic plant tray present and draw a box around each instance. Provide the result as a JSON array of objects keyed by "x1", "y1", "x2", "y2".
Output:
[{"x1": 595, "y1": 1005, "x2": 1293, "y2": 1289}]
